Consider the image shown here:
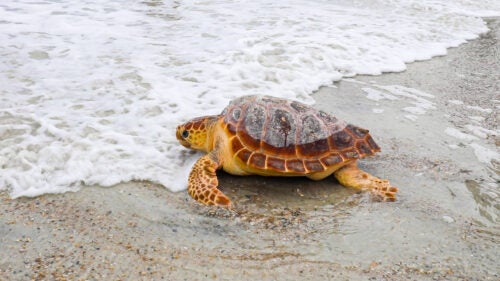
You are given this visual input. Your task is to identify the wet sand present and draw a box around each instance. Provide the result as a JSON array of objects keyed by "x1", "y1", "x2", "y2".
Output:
[{"x1": 1, "y1": 19, "x2": 499, "y2": 281}]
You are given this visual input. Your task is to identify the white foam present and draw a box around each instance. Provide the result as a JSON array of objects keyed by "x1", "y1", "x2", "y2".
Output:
[
  {"x1": 362, "y1": 84, "x2": 435, "y2": 121},
  {"x1": 445, "y1": 127, "x2": 479, "y2": 142},
  {"x1": 466, "y1": 105, "x2": 493, "y2": 113},
  {"x1": 469, "y1": 143, "x2": 500, "y2": 165},
  {"x1": 403, "y1": 107, "x2": 427, "y2": 115},
  {"x1": 465, "y1": 125, "x2": 499, "y2": 139},
  {"x1": 362, "y1": 88, "x2": 398, "y2": 101},
  {"x1": 448, "y1": 100, "x2": 464, "y2": 105},
  {"x1": 372, "y1": 108, "x2": 384, "y2": 114},
  {"x1": 377, "y1": 85, "x2": 436, "y2": 107},
  {"x1": 468, "y1": 116, "x2": 485, "y2": 122},
  {"x1": 404, "y1": 115, "x2": 419, "y2": 122},
  {"x1": 342, "y1": 78, "x2": 367, "y2": 85},
  {"x1": 1, "y1": 0, "x2": 499, "y2": 197}
]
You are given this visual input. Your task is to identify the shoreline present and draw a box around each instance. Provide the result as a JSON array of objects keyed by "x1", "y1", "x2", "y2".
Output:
[{"x1": 1, "y1": 18, "x2": 499, "y2": 281}]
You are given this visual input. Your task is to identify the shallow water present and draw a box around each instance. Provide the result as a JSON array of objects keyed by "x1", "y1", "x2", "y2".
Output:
[
  {"x1": 1, "y1": 0, "x2": 499, "y2": 197},
  {"x1": 0, "y1": 2, "x2": 499, "y2": 280},
  {"x1": 197, "y1": 18, "x2": 500, "y2": 278}
]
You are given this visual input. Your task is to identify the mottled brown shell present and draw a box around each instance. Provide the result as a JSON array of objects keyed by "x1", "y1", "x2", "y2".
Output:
[{"x1": 221, "y1": 95, "x2": 380, "y2": 174}]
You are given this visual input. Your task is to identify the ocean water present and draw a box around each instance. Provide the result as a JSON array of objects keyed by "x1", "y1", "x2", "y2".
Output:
[{"x1": 1, "y1": 0, "x2": 499, "y2": 197}]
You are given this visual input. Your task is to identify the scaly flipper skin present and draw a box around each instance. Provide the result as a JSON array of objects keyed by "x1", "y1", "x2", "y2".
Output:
[
  {"x1": 188, "y1": 152, "x2": 232, "y2": 207},
  {"x1": 334, "y1": 161, "x2": 398, "y2": 201}
]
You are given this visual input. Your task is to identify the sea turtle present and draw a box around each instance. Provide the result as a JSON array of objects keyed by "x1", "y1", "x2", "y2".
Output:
[{"x1": 176, "y1": 95, "x2": 397, "y2": 207}]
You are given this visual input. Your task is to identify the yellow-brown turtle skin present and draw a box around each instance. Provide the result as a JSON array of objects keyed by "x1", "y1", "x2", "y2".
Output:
[{"x1": 176, "y1": 95, "x2": 398, "y2": 207}]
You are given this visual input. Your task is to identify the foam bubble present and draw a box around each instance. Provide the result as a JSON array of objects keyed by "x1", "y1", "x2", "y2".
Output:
[{"x1": 1, "y1": 0, "x2": 499, "y2": 197}]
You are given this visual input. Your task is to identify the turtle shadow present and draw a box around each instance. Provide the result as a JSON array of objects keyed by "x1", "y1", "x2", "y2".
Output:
[{"x1": 216, "y1": 171, "x2": 360, "y2": 212}]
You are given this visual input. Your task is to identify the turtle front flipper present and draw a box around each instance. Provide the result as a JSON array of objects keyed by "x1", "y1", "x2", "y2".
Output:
[
  {"x1": 334, "y1": 161, "x2": 398, "y2": 201},
  {"x1": 188, "y1": 152, "x2": 231, "y2": 207}
]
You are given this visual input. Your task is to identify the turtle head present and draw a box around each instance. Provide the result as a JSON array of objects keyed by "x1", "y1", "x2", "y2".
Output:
[{"x1": 176, "y1": 115, "x2": 219, "y2": 152}]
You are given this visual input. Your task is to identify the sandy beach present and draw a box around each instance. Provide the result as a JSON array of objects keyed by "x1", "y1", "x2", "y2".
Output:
[{"x1": 1, "y1": 17, "x2": 499, "y2": 281}]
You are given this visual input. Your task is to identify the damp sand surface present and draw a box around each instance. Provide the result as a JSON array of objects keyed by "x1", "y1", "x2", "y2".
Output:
[{"x1": 1, "y1": 19, "x2": 499, "y2": 281}]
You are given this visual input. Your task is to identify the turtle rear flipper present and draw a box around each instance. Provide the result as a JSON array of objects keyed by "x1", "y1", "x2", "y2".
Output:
[
  {"x1": 334, "y1": 161, "x2": 398, "y2": 201},
  {"x1": 188, "y1": 152, "x2": 232, "y2": 207}
]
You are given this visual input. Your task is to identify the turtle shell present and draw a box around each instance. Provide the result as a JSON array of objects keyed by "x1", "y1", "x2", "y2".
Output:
[{"x1": 221, "y1": 95, "x2": 380, "y2": 174}]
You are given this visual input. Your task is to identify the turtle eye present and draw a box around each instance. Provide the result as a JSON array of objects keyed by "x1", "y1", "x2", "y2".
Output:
[{"x1": 181, "y1": 130, "x2": 189, "y2": 138}]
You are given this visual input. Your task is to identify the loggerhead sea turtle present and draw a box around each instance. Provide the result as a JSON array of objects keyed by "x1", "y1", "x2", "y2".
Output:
[{"x1": 176, "y1": 95, "x2": 398, "y2": 207}]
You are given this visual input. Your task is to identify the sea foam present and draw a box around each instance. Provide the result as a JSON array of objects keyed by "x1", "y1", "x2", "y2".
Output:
[{"x1": 1, "y1": 0, "x2": 499, "y2": 197}]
